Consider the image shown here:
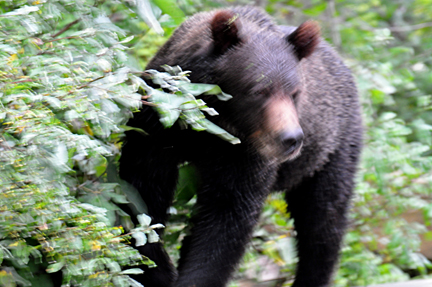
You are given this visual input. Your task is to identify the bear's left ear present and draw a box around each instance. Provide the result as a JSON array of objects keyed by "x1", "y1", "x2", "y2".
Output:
[
  {"x1": 287, "y1": 21, "x2": 320, "y2": 60},
  {"x1": 211, "y1": 10, "x2": 242, "y2": 55}
]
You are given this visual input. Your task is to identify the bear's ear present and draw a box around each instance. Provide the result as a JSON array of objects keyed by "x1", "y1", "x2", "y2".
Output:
[
  {"x1": 211, "y1": 10, "x2": 241, "y2": 55},
  {"x1": 287, "y1": 21, "x2": 320, "y2": 60}
]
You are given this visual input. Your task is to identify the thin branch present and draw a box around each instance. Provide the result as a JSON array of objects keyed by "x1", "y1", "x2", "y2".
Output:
[
  {"x1": 45, "y1": 35, "x2": 81, "y2": 43},
  {"x1": 10, "y1": 79, "x2": 35, "y2": 84},
  {"x1": 76, "y1": 76, "x2": 105, "y2": 90},
  {"x1": 51, "y1": 19, "x2": 80, "y2": 38},
  {"x1": 36, "y1": 50, "x2": 55, "y2": 56},
  {"x1": 142, "y1": 101, "x2": 156, "y2": 107},
  {"x1": 361, "y1": 21, "x2": 432, "y2": 32},
  {"x1": 327, "y1": 0, "x2": 341, "y2": 48},
  {"x1": 77, "y1": 171, "x2": 107, "y2": 190},
  {"x1": 131, "y1": 71, "x2": 150, "y2": 77},
  {"x1": 389, "y1": 22, "x2": 432, "y2": 32}
]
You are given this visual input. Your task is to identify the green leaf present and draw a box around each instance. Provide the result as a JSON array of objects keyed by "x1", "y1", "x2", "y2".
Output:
[
  {"x1": 46, "y1": 262, "x2": 65, "y2": 273},
  {"x1": 136, "y1": 0, "x2": 164, "y2": 34},
  {"x1": 150, "y1": 223, "x2": 164, "y2": 230},
  {"x1": 149, "y1": 90, "x2": 184, "y2": 127},
  {"x1": 44, "y1": 96, "x2": 62, "y2": 109},
  {"x1": 137, "y1": 214, "x2": 152, "y2": 227},
  {"x1": 132, "y1": 232, "x2": 147, "y2": 247},
  {"x1": 80, "y1": 203, "x2": 107, "y2": 215},
  {"x1": 389, "y1": 47, "x2": 414, "y2": 56},
  {"x1": 95, "y1": 156, "x2": 107, "y2": 177},
  {"x1": 178, "y1": 82, "x2": 232, "y2": 101},
  {"x1": 201, "y1": 120, "x2": 241, "y2": 144},
  {"x1": 120, "y1": 268, "x2": 144, "y2": 275},
  {"x1": 106, "y1": 261, "x2": 121, "y2": 273},
  {"x1": 177, "y1": 83, "x2": 219, "y2": 96},
  {"x1": 96, "y1": 59, "x2": 112, "y2": 72},
  {"x1": 120, "y1": 125, "x2": 148, "y2": 136},
  {"x1": 3, "y1": 6, "x2": 39, "y2": 16},
  {"x1": 176, "y1": 164, "x2": 199, "y2": 204},
  {"x1": 147, "y1": 230, "x2": 159, "y2": 243},
  {"x1": 152, "y1": 0, "x2": 185, "y2": 25},
  {"x1": 303, "y1": 3, "x2": 327, "y2": 16},
  {"x1": 128, "y1": 278, "x2": 145, "y2": 287}
]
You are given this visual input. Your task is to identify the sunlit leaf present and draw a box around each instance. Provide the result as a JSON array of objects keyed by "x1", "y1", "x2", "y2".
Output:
[
  {"x1": 137, "y1": 214, "x2": 152, "y2": 227},
  {"x1": 136, "y1": 0, "x2": 164, "y2": 34},
  {"x1": 46, "y1": 262, "x2": 65, "y2": 273},
  {"x1": 132, "y1": 232, "x2": 147, "y2": 247},
  {"x1": 120, "y1": 268, "x2": 144, "y2": 275},
  {"x1": 147, "y1": 230, "x2": 159, "y2": 243},
  {"x1": 2, "y1": 5, "x2": 39, "y2": 16}
]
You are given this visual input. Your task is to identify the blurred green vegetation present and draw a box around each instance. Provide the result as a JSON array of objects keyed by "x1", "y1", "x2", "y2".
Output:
[
  {"x1": 1, "y1": 0, "x2": 432, "y2": 286},
  {"x1": 0, "y1": 1, "x2": 160, "y2": 286}
]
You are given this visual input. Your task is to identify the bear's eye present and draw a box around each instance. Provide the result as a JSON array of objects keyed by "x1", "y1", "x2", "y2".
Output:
[
  {"x1": 291, "y1": 90, "x2": 300, "y2": 100},
  {"x1": 255, "y1": 92, "x2": 268, "y2": 99}
]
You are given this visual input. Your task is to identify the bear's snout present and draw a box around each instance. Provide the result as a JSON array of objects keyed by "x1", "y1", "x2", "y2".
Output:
[{"x1": 280, "y1": 128, "x2": 304, "y2": 156}]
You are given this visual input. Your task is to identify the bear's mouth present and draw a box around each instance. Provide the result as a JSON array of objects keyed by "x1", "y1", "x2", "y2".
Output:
[
  {"x1": 249, "y1": 132, "x2": 303, "y2": 164},
  {"x1": 281, "y1": 141, "x2": 303, "y2": 162}
]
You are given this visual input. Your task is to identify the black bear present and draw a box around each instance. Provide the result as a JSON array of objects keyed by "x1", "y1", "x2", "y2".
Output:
[{"x1": 119, "y1": 6, "x2": 362, "y2": 287}]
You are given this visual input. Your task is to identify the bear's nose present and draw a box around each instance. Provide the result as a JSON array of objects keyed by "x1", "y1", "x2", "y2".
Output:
[{"x1": 280, "y1": 128, "x2": 304, "y2": 155}]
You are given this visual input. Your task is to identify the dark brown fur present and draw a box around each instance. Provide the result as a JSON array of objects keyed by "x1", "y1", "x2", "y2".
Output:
[
  {"x1": 120, "y1": 6, "x2": 362, "y2": 287},
  {"x1": 287, "y1": 20, "x2": 321, "y2": 59},
  {"x1": 211, "y1": 11, "x2": 241, "y2": 55}
]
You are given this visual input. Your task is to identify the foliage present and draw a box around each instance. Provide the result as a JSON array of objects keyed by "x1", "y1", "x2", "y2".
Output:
[
  {"x1": 335, "y1": 0, "x2": 432, "y2": 284},
  {"x1": 144, "y1": 65, "x2": 239, "y2": 143},
  {"x1": 0, "y1": 0, "x2": 165, "y2": 286}
]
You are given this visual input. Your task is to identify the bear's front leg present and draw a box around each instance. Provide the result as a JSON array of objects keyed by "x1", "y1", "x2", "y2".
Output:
[
  {"x1": 120, "y1": 128, "x2": 180, "y2": 287},
  {"x1": 285, "y1": 145, "x2": 360, "y2": 287},
  {"x1": 174, "y1": 152, "x2": 278, "y2": 287}
]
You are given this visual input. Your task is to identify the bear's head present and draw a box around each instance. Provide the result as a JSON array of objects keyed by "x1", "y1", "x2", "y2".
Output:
[
  {"x1": 196, "y1": 10, "x2": 320, "y2": 163},
  {"x1": 152, "y1": 9, "x2": 321, "y2": 163}
]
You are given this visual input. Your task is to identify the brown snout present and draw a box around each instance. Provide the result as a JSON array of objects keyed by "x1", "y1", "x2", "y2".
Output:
[
  {"x1": 265, "y1": 95, "x2": 303, "y2": 155},
  {"x1": 249, "y1": 94, "x2": 304, "y2": 161}
]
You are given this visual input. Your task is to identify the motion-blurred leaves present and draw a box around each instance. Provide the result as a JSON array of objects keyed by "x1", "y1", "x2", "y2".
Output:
[{"x1": 0, "y1": 0, "x2": 161, "y2": 286}]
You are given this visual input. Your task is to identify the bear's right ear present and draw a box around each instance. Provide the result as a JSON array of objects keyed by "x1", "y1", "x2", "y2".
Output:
[
  {"x1": 211, "y1": 10, "x2": 241, "y2": 55},
  {"x1": 287, "y1": 21, "x2": 320, "y2": 60}
]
